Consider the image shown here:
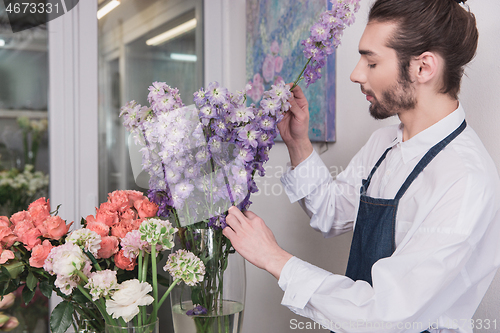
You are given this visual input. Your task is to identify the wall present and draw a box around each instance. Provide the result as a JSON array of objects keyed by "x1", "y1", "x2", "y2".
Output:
[{"x1": 205, "y1": 0, "x2": 500, "y2": 332}]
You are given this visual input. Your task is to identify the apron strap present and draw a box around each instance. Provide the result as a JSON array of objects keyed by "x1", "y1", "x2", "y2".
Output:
[
  {"x1": 360, "y1": 147, "x2": 393, "y2": 196},
  {"x1": 394, "y1": 120, "x2": 466, "y2": 200}
]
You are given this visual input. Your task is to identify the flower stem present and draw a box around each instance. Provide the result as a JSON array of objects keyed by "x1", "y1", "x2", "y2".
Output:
[
  {"x1": 151, "y1": 246, "x2": 158, "y2": 322},
  {"x1": 157, "y1": 278, "x2": 181, "y2": 309},
  {"x1": 291, "y1": 58, "x2": 312, "y2": 91}
]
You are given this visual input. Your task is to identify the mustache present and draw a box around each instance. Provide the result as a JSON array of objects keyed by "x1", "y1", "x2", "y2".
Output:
[{"x1": 360, "y1": 86, "x2": 375, "y2": 97}]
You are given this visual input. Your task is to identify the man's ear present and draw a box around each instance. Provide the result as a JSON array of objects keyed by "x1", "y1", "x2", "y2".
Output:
[{"x1": 412, "y1": 51, "x2": 440, "y2": 84}]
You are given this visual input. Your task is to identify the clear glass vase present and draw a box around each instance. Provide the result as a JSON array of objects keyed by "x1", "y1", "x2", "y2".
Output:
[
  {"x1": 104, "y1": 319, "x2": 159, "y2": 333},
  {"x1": 170, "y1": 228, "x2": 246, "y2": 333}
]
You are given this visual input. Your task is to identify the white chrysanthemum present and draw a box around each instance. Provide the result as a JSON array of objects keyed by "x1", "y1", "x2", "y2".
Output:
[
  {"x1": 67, "y1": 228, "x2": 102, "y2": 256},
  {"x1": 164, "y1": 250, "x2": 205, "y2": 286},
  {"x1": 85, "y1": 270, "x2": 118, "y2": 301},
  {"x1": 105, "y1": 279, "x2": 154, "y2": 323}
]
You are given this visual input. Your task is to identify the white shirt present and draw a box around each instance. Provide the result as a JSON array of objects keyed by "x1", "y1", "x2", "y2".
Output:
[{"x1": 279, "y1": 105, "x2": 500, "y2": 333}]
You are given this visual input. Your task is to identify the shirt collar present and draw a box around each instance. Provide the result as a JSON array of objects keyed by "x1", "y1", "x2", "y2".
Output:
[{"x1": 389, "y1": 103, "x2": 466, "y2": 164}]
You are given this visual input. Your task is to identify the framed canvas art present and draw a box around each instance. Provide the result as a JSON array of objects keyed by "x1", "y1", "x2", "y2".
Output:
[{"x1": 246, "y1": 0, "x2": 336, "y2": 142}]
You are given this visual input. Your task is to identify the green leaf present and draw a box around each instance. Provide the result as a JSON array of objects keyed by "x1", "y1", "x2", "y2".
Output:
[
  {"x1": 3, "y1": 261, "x2": 24, "y2": 279},
  {"x1": 22, "y1": 285, "x2": 35, "y2": 305},
  {"x1": 191, "y1": 286, "x2": 202, "y2": 306},
  {"x1": 26, "y1": 272, "x2": 38, "y2": 291},
  {"x1": 50, "y1": 301, "x2": 74, "y2": 333},
  {"x1": 39, "y1": 280, "x2": 53, "y2": 298}
]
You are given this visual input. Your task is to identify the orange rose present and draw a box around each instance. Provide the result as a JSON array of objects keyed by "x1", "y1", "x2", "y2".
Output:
[
  {"x1": 13, "y1": 220, "x2": 35, "y2": 238},
  {"x1": 10, "y1": 211, "x2": 32, "y2": 226},
  {"x1": 108, "y1": 191, "x2": 131, "y2": 213},
  {"x1": 0, "y1": 216, "x2": 10, "y2": 228},
  {"x1": 0, "y1": 227, "x2": 17, "y2": 248},
  {"x1": 114, "y1": 250, "x2": 136, "y2": 270},
  {"x1": 111, "y1": 224, "x2": 128, "y2": 239},
  {"x1": 19, "y1": 228, "x2": 42, "y2": 251},
  {"x1": 96, "y1": 208, "x2": 119, "y2": 227},
  {"x1": 125, "y1": 190, "x2": 145, "y2": 204},
  {"x1": 97, "y1": 236, "x2": 119, "y2": 259},
  {"x1": 43, "y1": 216, "x2": 72, "y2": 240},
  {"x1": 134, "y1": 199, "x2": 158, "y2": 219},
  {"x1": 120, "y1": 208, "x2": 137, "y2": 222},
  {"x1": 87, "y1": 220, "x2": 110, "y2": 237},
  {"x1": 28, "y1": 198, "x2": 51, "y2": 231},
  {"x1": 0, "y1": 248, "x2": 14, "y2": 264},
  {"x1": 29, "y1": 239, "x2": 53, "y2": 268}
]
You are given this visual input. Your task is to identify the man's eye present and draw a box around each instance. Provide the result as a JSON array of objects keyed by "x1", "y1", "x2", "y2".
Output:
[{"x1": 368, "y1": 64, "x2": 376, "y2": 69}]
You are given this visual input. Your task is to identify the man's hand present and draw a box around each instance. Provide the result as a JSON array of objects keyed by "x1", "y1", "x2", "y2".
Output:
[
  {"x1": 278, "y1": 85, "x2": 314, "y2": 167},
  {"x1": 223, "y1": 206, "x2": 293, "y2": 280}
]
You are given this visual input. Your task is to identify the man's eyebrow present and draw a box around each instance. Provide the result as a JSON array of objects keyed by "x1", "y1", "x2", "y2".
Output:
[{"x1": 359, "y1": 49, "x2": 378, "y2": 57}]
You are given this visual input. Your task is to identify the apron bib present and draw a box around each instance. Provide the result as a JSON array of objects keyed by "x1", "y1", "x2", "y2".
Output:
[{"x1": 331, "y1": 120, "x2": 466, "y2": 333}]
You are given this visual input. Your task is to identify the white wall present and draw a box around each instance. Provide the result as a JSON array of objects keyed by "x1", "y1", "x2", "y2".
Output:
[{"x1": 205, "y1": 0, "x2": 500, "y2": 332}]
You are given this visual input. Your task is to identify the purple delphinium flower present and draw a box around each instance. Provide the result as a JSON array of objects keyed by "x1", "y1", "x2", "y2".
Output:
[
  {"x1": 206, "y1": 81, "x2": 229, "y2": 105},
  {"x1": 257, "y1": 115, "x2": 275, "y2": 131},
  {"x1": 193, "y1": 88, "x2": 207, "y2": 107},
  {"x1": 208, "y1": 215, "x2": 227, "y2": 230},
  {"x1": 300, "y1": 0, "x2": 361, "y2": 87},
  {"x1": 186, "y1": 305, "x2": 208, "y2": 316},
  {"x1": 238, "y1": 124, "x2": 260, "y2": 149},
  {"x1": 230, "y1": 105, "x2": 255, "y2": 124},
  {"x1": 260, "y1": 98, "x2": 280, "y2": 116},
  {"x1": 211, "y1": 119, "x2": 228, "y2": 138}
]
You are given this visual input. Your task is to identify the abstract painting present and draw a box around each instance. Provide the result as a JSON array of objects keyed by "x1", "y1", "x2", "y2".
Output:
[{"x1": 246, "y1": 0, "x2": 335, "y2": 142}]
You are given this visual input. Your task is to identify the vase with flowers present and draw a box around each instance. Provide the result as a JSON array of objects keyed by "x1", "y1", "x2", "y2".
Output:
[
  {"x1": 118, "y1": 1, "x2": 360, "y2": 332},
  {"x1": 0, "y1": 192, "x2": 205, "y2": 333}
]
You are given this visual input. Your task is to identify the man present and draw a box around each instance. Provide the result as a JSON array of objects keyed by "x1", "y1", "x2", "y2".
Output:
[{"x1": 223, "y1": 0, "x2": 500, "y2": 332}]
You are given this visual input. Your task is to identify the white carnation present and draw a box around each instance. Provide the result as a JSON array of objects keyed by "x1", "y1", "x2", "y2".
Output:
[{"x1": 105, "y1": 279, "x2": 154, "y2": 323}]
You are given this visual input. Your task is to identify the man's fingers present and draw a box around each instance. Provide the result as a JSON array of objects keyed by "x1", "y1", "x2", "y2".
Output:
[
  {"x1": 225, "y1": 212, "x2": 242, "y2": 232},
  {"x1": 228, "y1": 206, "x2": 248, "y2": 224},
  {"x1": 243, "y1": 210, "x2": 258, "y2": 220},
  {"x1": 222, "y1": 225, "x2": 236, "y2": 239}
]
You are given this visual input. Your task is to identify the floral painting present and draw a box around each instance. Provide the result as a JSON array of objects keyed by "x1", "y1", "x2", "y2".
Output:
[{"x1": 246, "y1": 0, "x2": 336, "y2": 142}]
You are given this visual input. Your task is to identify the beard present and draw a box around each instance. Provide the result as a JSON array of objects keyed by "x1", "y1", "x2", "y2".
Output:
[{"x1": 364, "y1": 78, "x2": 417, "y2": 120}]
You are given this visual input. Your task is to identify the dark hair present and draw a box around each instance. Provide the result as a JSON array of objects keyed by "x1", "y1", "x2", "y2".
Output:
[{"x1": 368, "y1": 0, "x2": 478, "y2": 99}]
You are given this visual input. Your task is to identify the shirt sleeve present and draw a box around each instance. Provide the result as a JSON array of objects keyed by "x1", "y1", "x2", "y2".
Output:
[
  {"x1": 278, "y1": 171, "x2": 500, "y2": 333},
  {"x1": 280, "y1": 149, "x2": 360, "y2": 238}
]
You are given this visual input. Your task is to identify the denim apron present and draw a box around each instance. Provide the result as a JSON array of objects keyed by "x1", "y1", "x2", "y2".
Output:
[{"x1": 331, "y1": 120, "x2": 466, "y2": 333}]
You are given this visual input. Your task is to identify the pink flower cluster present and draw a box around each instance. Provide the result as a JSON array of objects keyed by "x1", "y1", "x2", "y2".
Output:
[
  {"x1": 0, "y1": 198, "x2": 72, "y2": 266},
  {"x1": 83, "y1": 190, "x2": 159, "y2": 271}
]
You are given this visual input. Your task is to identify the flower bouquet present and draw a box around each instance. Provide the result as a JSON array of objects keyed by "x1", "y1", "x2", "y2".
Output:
[
  {"x1": 0, "y1": 193, "x2": 205, "y2": 333},
  {"x1": 119, "y1": 1, "x2": 360, "y2": 332}
]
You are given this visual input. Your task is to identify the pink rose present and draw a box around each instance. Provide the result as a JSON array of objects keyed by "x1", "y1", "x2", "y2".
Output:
[
  {"x1": 96, "y1": 208, "x2": 119, "y2": 227},
  {"x1": 134, "y1": 199, "x2": 158, "y2": 219},
  {"x1": 10, "y1": 211, "x2": 32, "y2": 226},
  {"x1": 262, "y1": 54, "x2": 275, "y2": 83},
  {"x1": 97, "y1": 236, "x2": 119, "y2": 259},
  {"x1": 86, "y1": 220, "x2": 110, "y2": 237},
  {"x1": 43, "y1": 216, "x2": 72, "y2": 240},
  {"x1": 0, "y1": 217, "x2": 10, "y2": 228},
  {"x1": 114, "y1": 250, "x2": 136, "y2": 271},
  {"x1": 99, "y1": 202, "x2": 117, "y2": 213},
  {"x1": 0, "y1": 248, "x2": 14, "y2": 264},
  {"x1": 274, "y1": 56, "x2": 283, "y2": 73},
  {"x1": 0, "y1": 227, "x2": 17, "y2": 248},
  {"x1": 19, "y1": 228, "x2": 42, "y2": 251},
  {"x1": 28, "y1": 198, "x2": 51, "y2": 230},
  {"x1": 29, "y1": 239, "x2": 53, "y2": 268},
  {"x1": 108, "y1": 191, "x2": 131, "y2": 213}
]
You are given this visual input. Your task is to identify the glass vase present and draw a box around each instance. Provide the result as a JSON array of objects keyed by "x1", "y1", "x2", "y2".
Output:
[
  {"x1": 104, "y1": 319, "x2": 159, "y2": 333},
  {"x1": 170, "y1": 228, "x2": 246, "y2": 333}
]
